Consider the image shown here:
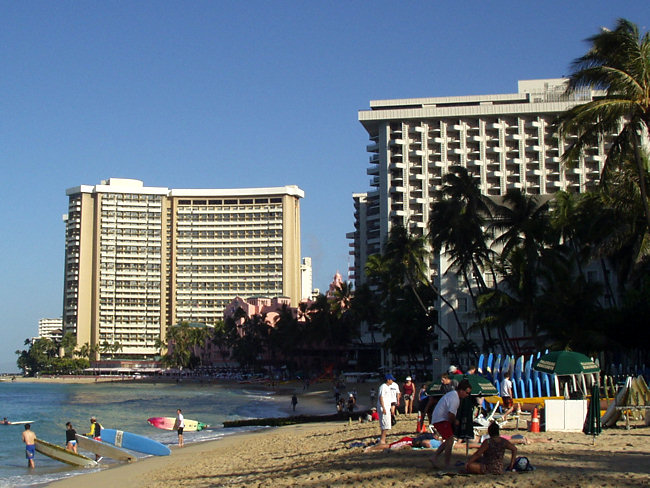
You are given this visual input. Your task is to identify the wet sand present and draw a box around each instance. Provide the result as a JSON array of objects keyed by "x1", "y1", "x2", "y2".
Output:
[{"x1": 45, "y1": 380, "x2": 650, "y2": 488}]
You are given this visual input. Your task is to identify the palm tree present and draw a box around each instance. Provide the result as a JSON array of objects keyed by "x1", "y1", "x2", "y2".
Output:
[
  {"x1": 429, "y1": 166, "x2": 496, "y2": 347},
  {"x1": 383, "y1": 224, "x2": 472, "y2": 348},
  {"x1": 557, "y1": 18, "x2": 650, "y2": 228}
]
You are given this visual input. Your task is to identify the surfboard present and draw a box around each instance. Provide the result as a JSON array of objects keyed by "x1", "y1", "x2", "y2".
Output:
[
  {"x1": 524, "y1": 355, "x2": 533, "y2": 383},
  {"x1": 101, "y1": 428, "x2": 170, "y2": 456},
  {"x1": 518, "y1": 379, "x2": 526, "y2": 398},
  {"x1": 543, "y1": 374, "x2": 551, "y2": 397},
  {"x1": 76, "y1": 434, "x2": 136, "y2": 462},
  {"x1": 493, "y1": 354, "x2": 502, "y2": 379},
  {"x1": 34, "y1": 438, "x2": 98, "y2": 467},
  {"x1": 147, "y1": 417, "x2": 209, "y2": 432},
  {"x1": 478, "y1": 354, "x2": 484, "y2": 375},
  {"x1": 553, "y1": 374, "x2": 560, "y2": 397},
  {"x1": 535, "y1": 377, "x2": 542, "y2": 398},
  {"x1": 527, "y1": 378, "x2": 534, "y2": 398},
  {"x1": 601, "y1": 377, "x2": 631, "y2": 427},
  {"x1": 514, "y1": 355, "x2": 524, "y2": 383},
  {"x1": 1, "y1": 420, "x2": 34, "y2": 425},
  {"x1": 486, "y1": 353, "x2": 493, "y2": 374}
]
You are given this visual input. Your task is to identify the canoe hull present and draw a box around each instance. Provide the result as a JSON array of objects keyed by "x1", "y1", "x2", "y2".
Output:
[
  {"x1": 34, "y1": 438, "x2": 98, "y2": 467},
  {"x1": 76, "y1": 434, "x2": 136, "y2": 462}
]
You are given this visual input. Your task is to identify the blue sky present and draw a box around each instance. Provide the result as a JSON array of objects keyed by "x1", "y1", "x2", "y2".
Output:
[{"x1": 1, "y1": 1, "x2": 647, "y2": 372}]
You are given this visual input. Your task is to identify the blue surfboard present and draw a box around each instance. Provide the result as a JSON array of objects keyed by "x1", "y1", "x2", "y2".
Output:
[
  {"x1": 543, "y1": 374, "x2": 551, "y2": 397},
  {"x1": 514, "y1": 355, "x2": 524, "y2": 382},
  {"x1": 512, "y1": 379, "x2": 518, "y2": 398},
  {"x1": 535, "y1": 377, "x2": 542, "y2": 397},
  {"x1": 527, "y1": 378, "x2": 534, "y2": 398},
  {"x1": 101, "y1": 429, "x2": 170, "y2": 456},
  {"x1": 478, "y1": 354, "x2": 484, "y2": 374},
  {"x1": 501, "y1": 356, "x2": 510, "y2": 381},
  {"x1": 486, "y1": 353, "x2": 493, "y2": 374},
  {"x1": 524, "y1": 355, "x2": 533, "y2": 382},
  {"x1": 517, "y1": 379, "x2": 525, "y2": 398},
  {"x1": 494, "y1": 354, "x2": 502, "y2": 378}
]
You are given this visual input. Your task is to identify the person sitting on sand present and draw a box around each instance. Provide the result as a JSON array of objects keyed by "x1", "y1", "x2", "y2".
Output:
[{"x1": 465, "y1": 422, "x2": 517, "y2": 475}]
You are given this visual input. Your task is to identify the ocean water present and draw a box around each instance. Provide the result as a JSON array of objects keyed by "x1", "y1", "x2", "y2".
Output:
[{"x1": 0, "y1": 380, "x2": 285, "y2": 487}]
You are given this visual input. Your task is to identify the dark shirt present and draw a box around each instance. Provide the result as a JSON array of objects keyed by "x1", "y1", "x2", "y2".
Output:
[{"x1": 66, "y1": 428, "x2": 76, "y2": 443}]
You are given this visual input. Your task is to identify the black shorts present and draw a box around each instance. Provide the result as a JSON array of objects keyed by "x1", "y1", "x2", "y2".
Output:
[{"x1": 177, "y1": 427, "x2": 184, "y2": 435}]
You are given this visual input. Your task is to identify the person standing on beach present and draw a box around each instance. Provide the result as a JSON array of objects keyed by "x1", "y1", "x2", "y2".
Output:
[
  {"x1": 378, "y1": 374, "x2": 396, "y2": 444},
  {"x1": 500, "y1": 373, "x2": 514, "y2": 420},
  {"x1": 291, "y1": 394, "x2": 298, "y2": 412},
  {"x1": 174, "y1": 409, "x2": 185, "y2": 447},
  {"x1": 65, "y1": 422, "x2": 78, "y2": 453},
  {"x1": 403, "y1": 377, "x2": 416, "y2": 414},
  {"x1": 430, "y1": 379, "x2": 472, "y2": 470},
  {"x1": 22, "y1": 424, "x2": 36, "y2": 468}
]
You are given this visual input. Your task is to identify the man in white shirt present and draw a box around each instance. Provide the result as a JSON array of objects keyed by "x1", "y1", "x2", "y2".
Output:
[
  {"x1": 174, "y1": 408, "x2": 185, "y2": 447},
  {"x1": 389, "y1": 379, "x2": 401, "y2": 416},
  {"x1": 430, "y1": 379, "x2": 472, "y2": 469},
  {"x1": 377, "y1": 374, "x2": 396, "y2": 445}
]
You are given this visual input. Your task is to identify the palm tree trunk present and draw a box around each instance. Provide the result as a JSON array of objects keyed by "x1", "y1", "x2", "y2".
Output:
[
  {"x1": 599, "y1": 258, "x2": 617, "y2": 308},
  {"x1": 633, "y1": 129, "x2": 650, "y2": 230}
]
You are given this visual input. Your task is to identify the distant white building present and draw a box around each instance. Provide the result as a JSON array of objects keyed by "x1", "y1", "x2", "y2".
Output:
[
  {"x1": 38, "y1": 318, "x2": 63, "y2": 341},
  {"x1": 300, "y1": 257, "x2": 314, "y2": 301}
]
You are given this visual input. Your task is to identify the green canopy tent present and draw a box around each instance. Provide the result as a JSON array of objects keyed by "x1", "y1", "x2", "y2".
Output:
[
  {"x1": 532, "y1": 351, "x2": 599, "y2": 375},
  {"x1": 427, "y1": 374, "x2": 497, "y2": 397},
  {"x1": 533, "y1": 351, "x2": 600, "y2": 398}
]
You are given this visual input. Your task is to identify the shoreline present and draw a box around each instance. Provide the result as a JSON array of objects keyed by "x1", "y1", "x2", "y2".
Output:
[
  {"x1": 47, "y1": 418, "x2": 650, "y2": 488},
  {"x1": 10, "y1": 377, "x2": 645, "y2": 487}
]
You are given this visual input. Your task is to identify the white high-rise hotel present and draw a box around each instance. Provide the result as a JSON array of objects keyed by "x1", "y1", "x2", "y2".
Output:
[
  {"x1": 351, "y1": 79, "x2": 611, "y2": 362},
  {"x1": 63, "y1": 178, "x2": 303, "y2": 358}
]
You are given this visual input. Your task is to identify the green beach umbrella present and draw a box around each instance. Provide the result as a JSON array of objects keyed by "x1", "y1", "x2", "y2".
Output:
[
  {"x1": 532, "y1": 351, "x2": 600, "y2": 376},
  {"x1": 427, "y1": 374, "x2": 497, "y2": 396},
  {"x1": 456, "y1": 396, "x2": 476, "y2": 459},
  {"x1": 583, "y1": 384, "x2": 602, "y2": 444}
]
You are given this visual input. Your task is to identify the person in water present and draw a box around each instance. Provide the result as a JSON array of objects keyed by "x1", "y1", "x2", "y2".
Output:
[
  {"x1": 1, "y1": 417, "x2": 9, "y2": 425},
  {"x1": 22, "y1": 424, "x2": 36, "y2": 468},
  {"x1": 65, "y1": 422, "x2": 78, "y2": 453},
  {"x1": 86, "y1": 416, "x2": 102, "y2": 460}
]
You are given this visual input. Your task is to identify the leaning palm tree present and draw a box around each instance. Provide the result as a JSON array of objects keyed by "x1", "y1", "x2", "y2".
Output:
[{"x1": 557, "y1": 18, "x2": 650, "y2": 228}]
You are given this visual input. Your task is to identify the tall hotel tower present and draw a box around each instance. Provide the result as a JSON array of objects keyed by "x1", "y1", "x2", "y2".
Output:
[
  {"x1": 63, "y1": 178, "x2": 303, "y2": 358},
  {"x1": 352, "y1": 79, "x2": 611, "y2": 360}
]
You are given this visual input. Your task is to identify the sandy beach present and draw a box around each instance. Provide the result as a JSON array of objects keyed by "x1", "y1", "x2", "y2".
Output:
[{"x1": 41, "y1": 379, "x2": 650, "y2": 488}]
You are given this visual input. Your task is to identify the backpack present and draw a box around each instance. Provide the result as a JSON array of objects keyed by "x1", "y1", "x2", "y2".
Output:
[{"x1": 512, "y1": 456, "x2": 535, "y2": 472}]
